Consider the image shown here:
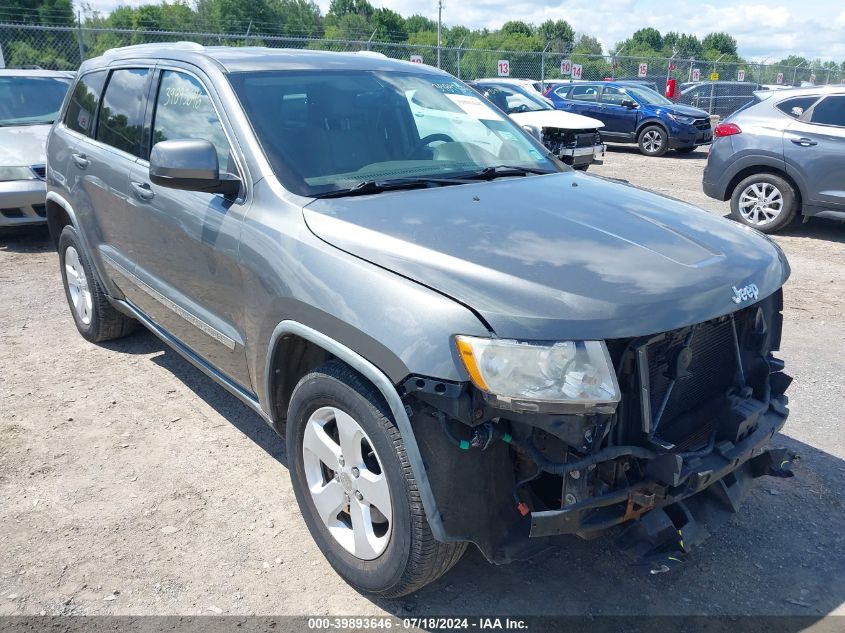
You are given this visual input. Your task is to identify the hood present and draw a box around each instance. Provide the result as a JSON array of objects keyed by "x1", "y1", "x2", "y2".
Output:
[
  {"x1": 0, "y1": 124, "x2": 50, "y2": 166},
  {"x1": 657, "y1": 103, "x2": 710, "y2": 118},
  {"x1": 509, "y1": 110, "x2": 604, "y2": 130},
  {"x1": 304, "y1": 173, "x2": 789, "y2": 340}
]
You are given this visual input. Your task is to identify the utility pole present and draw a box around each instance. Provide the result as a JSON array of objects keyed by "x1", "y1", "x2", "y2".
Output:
[{"x1": 437, "y1": 0, "x2": 443, "y2": 69}]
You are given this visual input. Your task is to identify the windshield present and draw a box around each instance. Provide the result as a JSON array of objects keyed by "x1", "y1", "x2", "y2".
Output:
[
  {"x1": 0, "y1": 76, "x2": 71, "y2": 126},
  {"x1": 476, "y1": 84, "x2": 552, "y2": 113},
  {"x1": 625, "y1": 85, "x2": 673, "y2": 106},
  {"x1": 228, "y1": 70, "x2": 557, "y2": 197}
]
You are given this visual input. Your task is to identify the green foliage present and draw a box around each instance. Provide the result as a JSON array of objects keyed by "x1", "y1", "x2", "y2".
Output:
[
  {"x1": 631, "y1": 27, "x2": 662, "y2": 51},
  {"x1": 405, "y1": 14, "x2": 435, "y2": 34},
  {"x1": 701, "y1": 32, "x2": 737, "y2": 57},
  {"x1": 538, "y1": 19, "x2": 574, "y2": 51}
]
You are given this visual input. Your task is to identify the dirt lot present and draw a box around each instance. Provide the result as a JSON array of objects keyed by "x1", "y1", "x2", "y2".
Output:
[{"x1": 1, "y1": 146, "x2": 844, "y2": 619}]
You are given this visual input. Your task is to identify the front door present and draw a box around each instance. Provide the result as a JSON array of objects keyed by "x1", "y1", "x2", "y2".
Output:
[
  {"x1": 125, "y1": 67, "x2": 252, "y2": 390},
  {"x1": 784, "y1": 94, "x2": 845, "y2": 210},
  {"x1": 599, "y1": 86, "x2": 639, "y2": 136}
]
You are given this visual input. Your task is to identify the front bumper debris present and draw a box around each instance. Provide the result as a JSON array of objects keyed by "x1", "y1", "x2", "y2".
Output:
[{"x1": 528, "y1": 395, "x2": 790, "y2": 540}]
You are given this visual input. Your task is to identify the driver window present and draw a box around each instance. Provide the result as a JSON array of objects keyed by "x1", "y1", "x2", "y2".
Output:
[
  {"x1": 152, "y1": 70, "x2": 233, "y2": 173},
  {"x1": 602, "y1": 86, "x2": 627, "y2": 105}
]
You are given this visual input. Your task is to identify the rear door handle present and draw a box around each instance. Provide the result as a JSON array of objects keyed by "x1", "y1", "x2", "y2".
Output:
[
  {"x1": 790, "y1": 137, "x2": 818, "y2": 147},
  {"x1": 130, "y1": 181, "x2": 154, "y2": 201},
  {"x1": 71, "y1": 153, "x2": 89, "y2": 169}
]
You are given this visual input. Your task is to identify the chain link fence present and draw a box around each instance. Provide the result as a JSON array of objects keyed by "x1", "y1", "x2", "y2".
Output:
[{"x1": 2, "y1": 22, "x2": 842, "y2": 114}]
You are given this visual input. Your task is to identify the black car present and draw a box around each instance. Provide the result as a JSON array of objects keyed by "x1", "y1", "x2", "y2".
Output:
[{"x1": 679, "y1": 81, "x2": 764, "y2": 118}]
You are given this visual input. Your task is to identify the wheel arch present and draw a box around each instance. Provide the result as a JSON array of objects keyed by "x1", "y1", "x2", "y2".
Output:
[
  {"x1": 45, "y1": 191, "x2": 78, "y2": 247},
  {"x1": 635, "y1": 118, "x2": 669, "y2": 139},
  {"x1": 264, "y1": 320, "x2": 450, "y2": 543}
]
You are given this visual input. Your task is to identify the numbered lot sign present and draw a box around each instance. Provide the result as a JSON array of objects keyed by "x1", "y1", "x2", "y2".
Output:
[
  {"x1": 410, "y1": 55, "x2": 423, "y2": 64},
  {"x1": 638, "y1": 63, "x2": 648, "y2": 78},
  {"x1": 498, "y1": 60, "x2": 510, "y2": 76},
  {"x1": 710, "y1": 71, "x2": 719, "y2": 81},
  {"x1": 809, "y1": 73, "x2": 816, "y2": 84},
  {"x1": 560, "y1": 59, "x2": 572, "y2": 75},
  {"x1": 737, "y1": 69, "x2": 746, "y2": 82},
  {"x1": 691, "y1": 68, "x2": 701, "y2": 81},
  {"x1": 571, "y1": 63, "x2": 583, "y2": 79},
  {"x1": 776, "y1": 72, "x2": 784, "y2": 84}
]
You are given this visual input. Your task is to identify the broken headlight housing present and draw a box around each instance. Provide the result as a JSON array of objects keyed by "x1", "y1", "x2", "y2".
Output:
[{"x1": 455, "y1": 336, "x2": 620, "y2": 412}]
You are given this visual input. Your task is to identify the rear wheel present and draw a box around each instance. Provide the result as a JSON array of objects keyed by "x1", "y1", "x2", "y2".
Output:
[
  {"x1": 58, "y1": 226, "x2": 136, "y2": 343},
  {"x1": 637, "y1": 125, "x2": 668, "y2": 156},
  {"x1": 287, "y1": 360, "x2": 465, "y2": 597},
  {"x1": 730, "y1": 173, "x2": 797, "y2": 233}
]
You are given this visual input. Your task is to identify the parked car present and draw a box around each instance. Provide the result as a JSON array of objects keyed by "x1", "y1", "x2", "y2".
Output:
[
  {"x1": 613, "y1": 79, "x2": 660, "y2": 93},
  {"x1": 470, "y1": 80, "x2": 605, "y2": 170},
  {"x1": 0, "y1": 69, "x2": 73, "y2": 229},
  {"x1": 47, "y1": 43, "x2": 795, "y2": 596},
  {"x1": 545, "y1": 81, "x2": 712, "y2": 156},
  {"x1": 703, "y1": 85, "x2": 845, "y2": 233},
  {"x1": 475, "y1": 77, "x2": 545, "y2": 94},
  {"x1": 678, "y1": 81, "x2": 763, "y2": 119}
]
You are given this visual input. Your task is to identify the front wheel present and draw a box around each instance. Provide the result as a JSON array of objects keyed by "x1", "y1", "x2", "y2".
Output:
[
  {"x1": 730, "y1": 173, "x2": 797, "y2": 233},
  {"x1": 286, "y1": 360, "x2": 466, "y2": 597},
  {"x1": 637, "y1": 125, "x2": 668, "y2": 156}
]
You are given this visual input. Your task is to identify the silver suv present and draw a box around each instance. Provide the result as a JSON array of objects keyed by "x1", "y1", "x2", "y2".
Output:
[
  {"x1": 47, "y1": 43, "x2": 795, "y2": 596},
  {"x1": 703, "y1": 85, "x2": 845, "y2": 233}
]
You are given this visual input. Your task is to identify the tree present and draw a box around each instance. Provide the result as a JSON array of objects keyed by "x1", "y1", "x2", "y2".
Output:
[
  {"x1": 371, "y1": 7, "x2": 406, "y2": 42},
  {"x1": 663, "y1": 31, "x2": 701, "y2": 58},
  {"x1": 631, "y1": 27, "x2": 662, "y2": 51},
  {"x1": 538, "y1": 19, "x2": 574, "y2": 52},
  {"x1": 404, "y1": 14, "x2": 435, "y2": 33},
  {"x1": 701, "y1": 32, "x2": 737, "y2": 57},
  {"x1": 500, "y1": 20, "x2": 533, "y2": 38},
  {"x1": 573, "y1": 34, "x2": 602, "y2": 55},
  {"x1": 326, "y1": 0, "x2": 373, "y2": 21}
]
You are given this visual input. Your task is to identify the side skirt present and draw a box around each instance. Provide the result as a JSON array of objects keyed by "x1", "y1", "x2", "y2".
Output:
[{"x1": 112, "y1": 298, "x2": 273, "y2": 427}]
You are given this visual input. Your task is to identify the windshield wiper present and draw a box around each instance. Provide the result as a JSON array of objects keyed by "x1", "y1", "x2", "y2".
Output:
[
  {"x1": 464, "y1": 165, "x2": 556, "y2": 180},
  {"x1": 312, "y1": 176, "x2": 470, "y2": 199}
]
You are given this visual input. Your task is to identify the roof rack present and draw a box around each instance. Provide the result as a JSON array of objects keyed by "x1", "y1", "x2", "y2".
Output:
[{"x1": 102, "y1": 41, "x2": 205, "y2": 57}]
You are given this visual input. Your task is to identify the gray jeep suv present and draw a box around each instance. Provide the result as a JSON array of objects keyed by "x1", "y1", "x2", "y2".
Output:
[{"x1": 47, "y1": 43, "x2": 795, "y2": 596}]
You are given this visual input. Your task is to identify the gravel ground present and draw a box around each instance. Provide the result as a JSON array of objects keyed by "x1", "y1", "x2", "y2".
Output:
[{"x1": 1, "y1": 145, "x2": 844, "y2": 619}]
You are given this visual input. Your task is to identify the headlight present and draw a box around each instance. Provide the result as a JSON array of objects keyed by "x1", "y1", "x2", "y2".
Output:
[
  {"x1": 0, "y1": 166, "x2": 37, "y2": 182},
  {"x1": 455, "y1": 336, "x2": 620, "y2": 409},
  {"x1": 667, "y1": 113, "x2": 696, "y2": 125}
]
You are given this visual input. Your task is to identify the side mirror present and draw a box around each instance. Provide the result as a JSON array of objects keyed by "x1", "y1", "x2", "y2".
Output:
[
  {"x1": 621, "y1": 99, "x2": 638, "y2": 109},
  {"x1": 149, "y1": 139, "x2": 240, "y2": 197}
]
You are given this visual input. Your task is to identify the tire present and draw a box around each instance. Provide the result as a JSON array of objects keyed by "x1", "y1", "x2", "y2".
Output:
[
  {"x1": 730, "y1": 173, "x2": 797, "y2": 234},
  {"x1": 58, "y1": 225, "x2": 137, "y2": 343},
  {"x1": 287, "y1": 360, "x2": 466, "y2": 597},
  {"x1": 637, "y1": 125, "x2": 668, "y2": 156},
  {"x1": 675, "y1": 146, "x2": 697, "y2": 154}
]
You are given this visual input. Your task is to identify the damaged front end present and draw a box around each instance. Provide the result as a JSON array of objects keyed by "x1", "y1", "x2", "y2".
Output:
[{"x1": 401, "y1": 289, "x2": 795, "y2": 571}]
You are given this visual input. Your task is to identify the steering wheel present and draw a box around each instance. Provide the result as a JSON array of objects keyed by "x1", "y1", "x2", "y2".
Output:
[{"x1": 408, "y1": 133, "x2": 455, "y2": 158}]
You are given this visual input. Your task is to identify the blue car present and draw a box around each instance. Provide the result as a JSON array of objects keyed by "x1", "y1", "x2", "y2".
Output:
[{"x1": 544, "y1": 81, "x2": 712, "y2": 156}]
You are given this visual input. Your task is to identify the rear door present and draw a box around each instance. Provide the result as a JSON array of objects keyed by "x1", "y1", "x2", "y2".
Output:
[
  {"x1": 599, "y1": 86, "x2": 638, "y2": 135},
  {"x1": 784, "y1": 94, "x2": 845, "y2": 210},
  {"x1": 559, "y1": 84, "x2": 602, "y2": 118},
  {"x1": 64, "y1": 66, "x2": 153, "y2": 279},
  {"x1": 124, "y1": 66, "x2": 252, "y2": 388}
]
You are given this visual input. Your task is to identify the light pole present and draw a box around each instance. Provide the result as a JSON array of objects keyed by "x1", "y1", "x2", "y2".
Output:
[{"x1": 437, "y1": 0, "x2": 443, "y2": 69}]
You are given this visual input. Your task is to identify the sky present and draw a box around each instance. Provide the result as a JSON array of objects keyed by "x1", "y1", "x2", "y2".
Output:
[{"x1": 82, "y1": 0, "x2": 845, "y2": 61}]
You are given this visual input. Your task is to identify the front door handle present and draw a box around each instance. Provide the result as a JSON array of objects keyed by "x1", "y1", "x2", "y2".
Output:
[
  {"x1": 130, "y1": 181, "x2": 155, "y2": 201},
  {"x1": 790, "y1": 137, "x2": 818, "y2": 147},
  {"x1": 71, "y1": 153, "x2": 89, "y2": 169}
]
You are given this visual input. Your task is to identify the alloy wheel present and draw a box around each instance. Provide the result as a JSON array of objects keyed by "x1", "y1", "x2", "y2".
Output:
[
  {"x1": 642, "y1": 130, "x2": 663, "y2": 153},
  {"x1": 64, "y1": 246, "x2": 93, "y2": 325},
  {"x1": 302, "y1": 406, "x2": 393, "y2": 560},
  {"x1": 738, "y1": 182, "x2": 784, "y2": 226}
]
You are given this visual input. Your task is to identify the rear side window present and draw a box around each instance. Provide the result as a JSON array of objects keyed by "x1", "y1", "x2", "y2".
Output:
[
  {"x1": 151, "y1": 70, "x2": 232, "y2": 172},
  {"x1": 809, "y1": 96, "x2": 845, "y2": 127},
  {"x1": 776, "y1": 96, "x2": 819, "y2": 119},
  {"x1": 64, "y1": 70, "x2": 108, "y2": 136},
  {"x1": 96, "y1": 68, "x2": 151, "y2": 158},
  {"x1": 569, "y1": 86, "x2": 599, "y2": 102}
]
